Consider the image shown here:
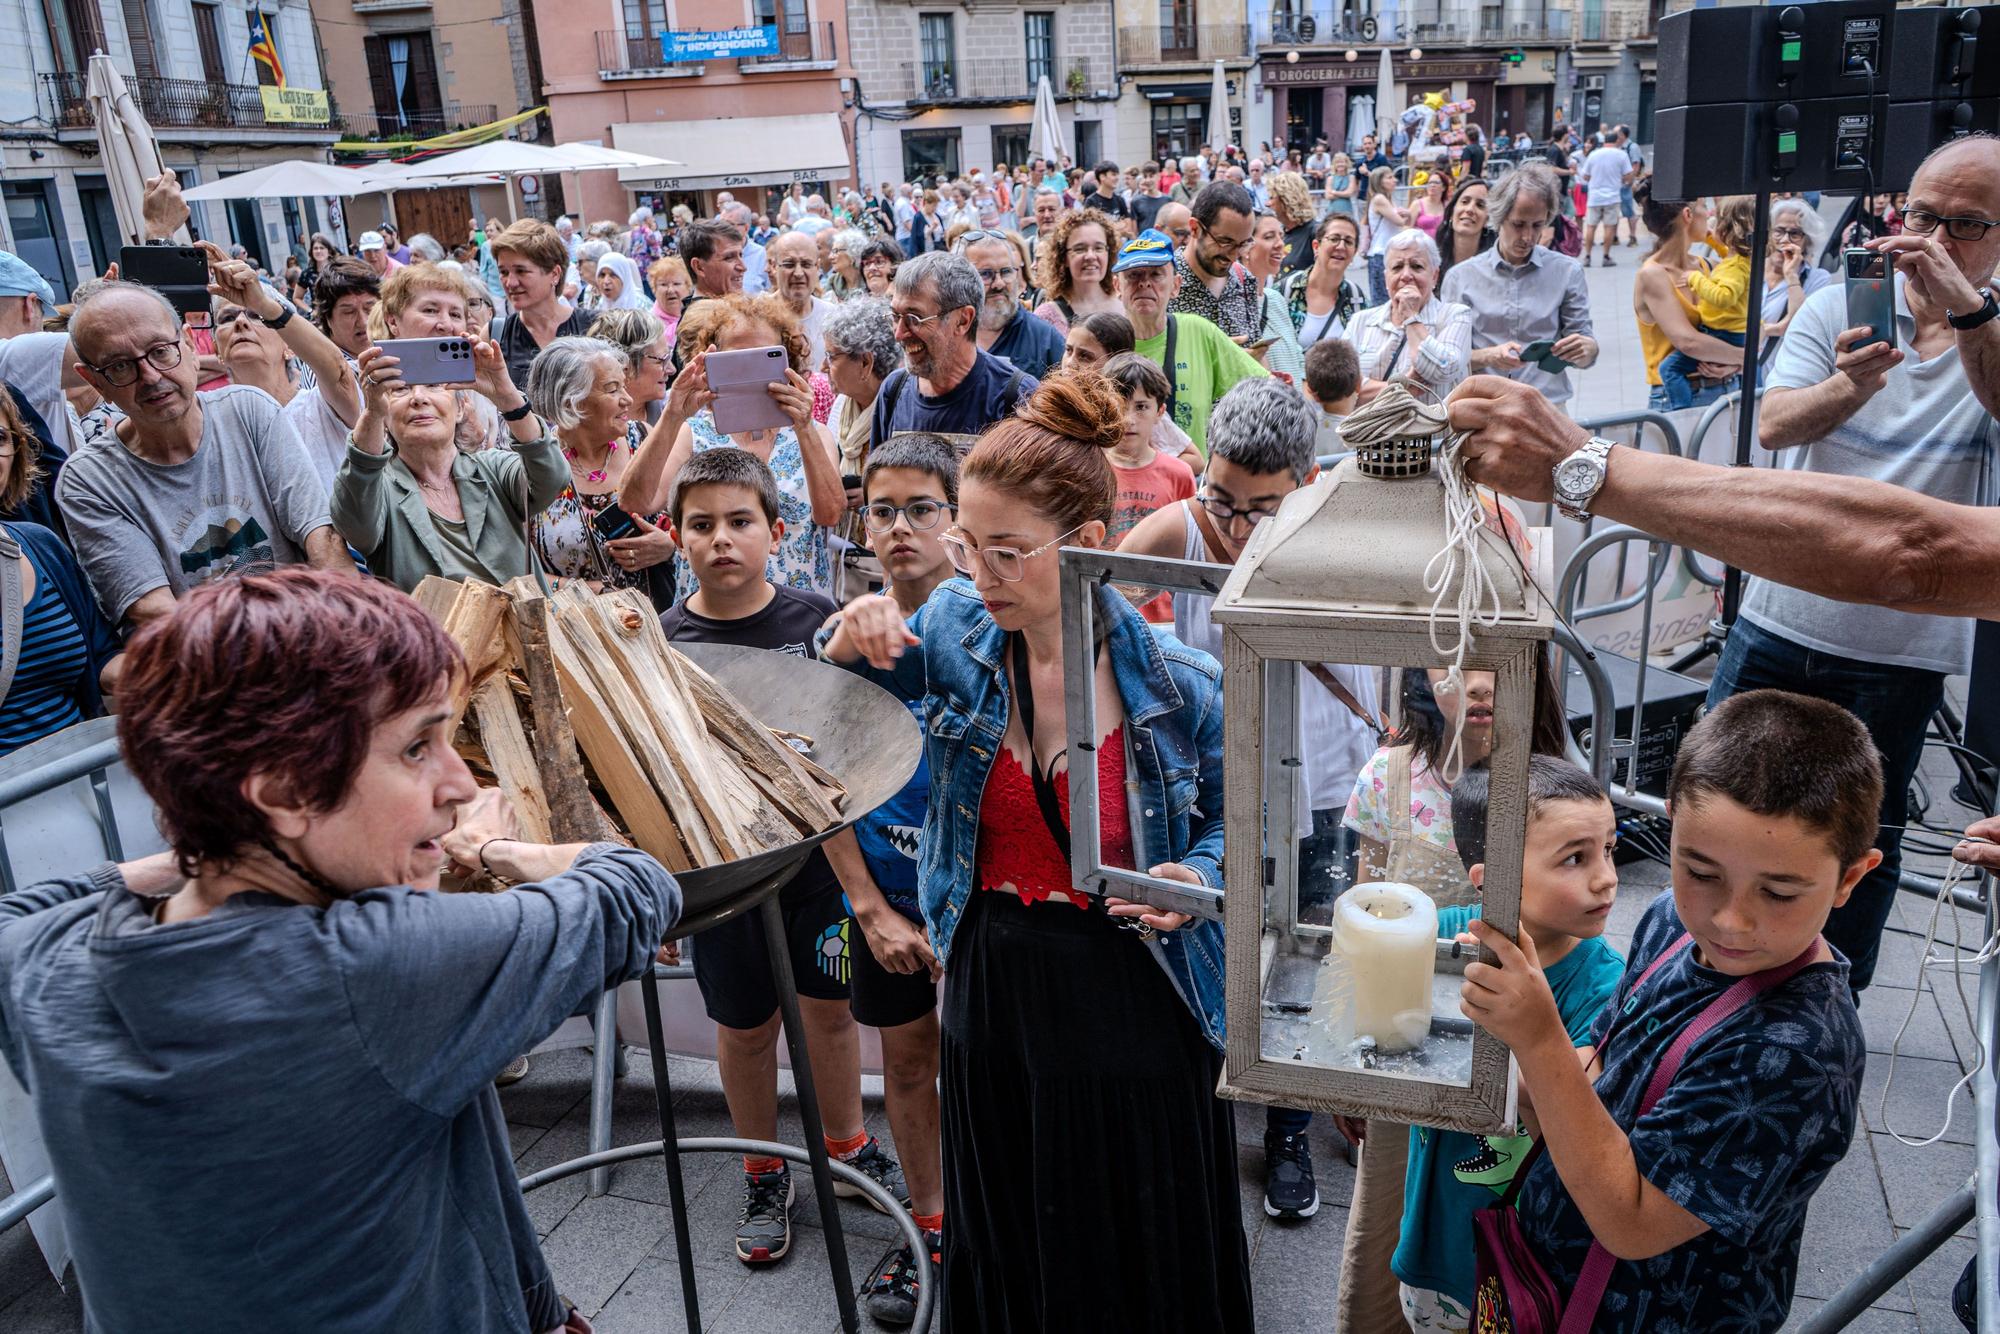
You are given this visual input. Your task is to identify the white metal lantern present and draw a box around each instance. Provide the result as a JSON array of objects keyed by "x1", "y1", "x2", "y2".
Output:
[{"x1": 1210, "y1": 423, "x2": 1554, "y2": 1135}]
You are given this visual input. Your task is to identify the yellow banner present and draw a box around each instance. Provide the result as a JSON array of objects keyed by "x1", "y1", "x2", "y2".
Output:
[
  {"x1": 333, "y1": 106, "x2": 549, "y2": 158},
  {"x1": 261, "y1": 86, "x2": 331, "y2": 125}
]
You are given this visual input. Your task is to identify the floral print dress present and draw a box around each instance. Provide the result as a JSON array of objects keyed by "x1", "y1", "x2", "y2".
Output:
[{"x1": 531, "y1": 422, "x2": 665, "y2": 592}]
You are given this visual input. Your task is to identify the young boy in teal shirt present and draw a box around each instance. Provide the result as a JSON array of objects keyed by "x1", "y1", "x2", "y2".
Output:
[{"x1": 1392, "y1": 755, "x2": 1625, "y2": 1332}]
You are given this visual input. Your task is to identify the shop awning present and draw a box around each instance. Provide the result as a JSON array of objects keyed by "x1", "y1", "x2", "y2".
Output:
[{"x1": 613, "y1": 115, "x2": 850, "y2": 191}]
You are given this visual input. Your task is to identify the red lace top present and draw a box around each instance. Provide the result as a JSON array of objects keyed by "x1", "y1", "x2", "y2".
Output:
[{"x1": 975, "y1": 727, "x2": 1134, "y2": 905}]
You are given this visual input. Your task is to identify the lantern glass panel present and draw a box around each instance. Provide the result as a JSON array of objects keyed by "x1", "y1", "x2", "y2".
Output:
[{"x1": 1254, "y1": 654, "x2": 1491, "y2": 1093}]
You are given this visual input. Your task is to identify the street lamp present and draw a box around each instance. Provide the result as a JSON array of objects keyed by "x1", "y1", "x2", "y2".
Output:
[{"x1": 1208, "y1": 412, "x2": 1553, "y2": 1133}]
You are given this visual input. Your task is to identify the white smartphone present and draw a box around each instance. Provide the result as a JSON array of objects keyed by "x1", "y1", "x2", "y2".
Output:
[
  {"x1": 378, "y1": 336, "x2": 478, "y2": 387},
  {"x1": 705, "y1": 345, "x2": 792, "y2": 435}
]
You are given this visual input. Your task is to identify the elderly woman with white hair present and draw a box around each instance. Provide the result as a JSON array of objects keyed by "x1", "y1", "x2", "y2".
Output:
[
  {"x1": 1761, "y1": 196, "x2": 1835, "y2": 341},
  {"x1": 525, "y1": 335, "x2": 677, "y2": 593},
  {"x1": 824, "y1": 228, "x2": 870, "y2": 301},
  {"x1": 822, "y1": 296, "x2": 904, "y2": 482},
  {"x1": 1343, "y1": 227, "x2": 1474, "y2": 402},
  {"x1": 334, "y1": 340, "x2": 569, "y2": 592}
]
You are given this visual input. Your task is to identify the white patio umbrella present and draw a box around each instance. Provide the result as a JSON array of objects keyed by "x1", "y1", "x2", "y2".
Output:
[
  {"x1": 84, "y1": 52, "x2": 188, "y2": 246},
  {"x1": 1206, "y1": 60, "x2": 1233, "y2": 153},
  {"x1": 387, "y1": 140, "x2": 576, "y2": 182},
  {"x1": 1375, "y1": 47, "x2": 1398, "y2": 148},
  {"x1": 181, "y1": 160, "x2": 391, "y2": 201},
  {"x1": 1029, "y1": 76, "x2": 1066, "y2": 166},
  {"x1": 546, "y1": 143, "x2": 681, "y2": 171}
]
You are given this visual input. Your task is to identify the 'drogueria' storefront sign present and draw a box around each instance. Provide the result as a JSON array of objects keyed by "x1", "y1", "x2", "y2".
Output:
[
  {"x1": 659, "y1": 26, "x2": 780, "y2": 62},
  {"x1": 260, "y1": 86, "x2": 331, "y2": 124}
]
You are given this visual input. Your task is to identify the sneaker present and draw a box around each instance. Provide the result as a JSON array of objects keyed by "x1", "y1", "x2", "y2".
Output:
[
  {"x1": 1602, "y1": 256, "x2": 1617, "y2": 267},
  {"x1": 736, "y1": 1165, "x2": 795, "y2": 1264},
  {"x1": 1263, "y1": 1131, "x2": 1321, "y2": 1220},
  {"x1": 832, "y1": 1136, "x2": 911, "y2": 1214},
  {"x1": 860, "y1": 1230, "x2": 940, "y2": 1327},
  {"x1": 495, "y1": 1053, "x2": 530, "y2": 1087}
]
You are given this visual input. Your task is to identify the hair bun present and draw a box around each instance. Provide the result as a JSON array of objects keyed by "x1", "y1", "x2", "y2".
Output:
[{"x1": 1013, "y1": 367, "x2": 1126, "y2": 453}]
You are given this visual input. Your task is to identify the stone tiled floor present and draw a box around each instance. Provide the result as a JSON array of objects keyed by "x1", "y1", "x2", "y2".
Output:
[{"x1": 1, "y1": 246, "x2": 1992, "y2": 1332}]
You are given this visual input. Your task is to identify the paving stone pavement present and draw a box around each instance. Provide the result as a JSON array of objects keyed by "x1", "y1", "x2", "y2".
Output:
[{"x1": 0, "y1": 255, "x2": 1991, "y2": 1332}]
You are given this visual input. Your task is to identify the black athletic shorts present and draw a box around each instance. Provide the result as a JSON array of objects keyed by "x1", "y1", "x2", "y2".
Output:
[
  {"x1": 691, "y1": 855, "x2": 851, "y2": 1030},
  {"x1": 847, "y1": 908, "x2": 939, "y2": 1030}
]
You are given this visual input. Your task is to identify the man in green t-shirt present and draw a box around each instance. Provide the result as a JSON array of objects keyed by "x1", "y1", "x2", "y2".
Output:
[{"x1": 1112, "y1": 228, "x2": 1269, "y2": 457}]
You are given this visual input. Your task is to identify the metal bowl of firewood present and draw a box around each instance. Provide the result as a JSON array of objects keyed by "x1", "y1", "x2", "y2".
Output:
[{"x1": 418, "y1": 578, "x2": 922, "y2": 931}]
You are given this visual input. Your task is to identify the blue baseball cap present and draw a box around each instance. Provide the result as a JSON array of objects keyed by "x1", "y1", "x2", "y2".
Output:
[
  {"x1": 1110, "y1": 229, "x2": 1177, "y2": 274},
  {"x1": 0, "y1": 252, "x2": 56, "y2": 306}
]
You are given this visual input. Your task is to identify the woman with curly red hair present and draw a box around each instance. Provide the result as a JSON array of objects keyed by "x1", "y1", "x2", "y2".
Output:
[
  {"x1": 0, "y1": 567, "x2": 680, "y2": 1334},
  {"x1": 820, "y1": 370, "x2": 1250, "y2": 1333},
  {"x1": 1029, "y1": 207, "x2": 1123, "y2": 334}
]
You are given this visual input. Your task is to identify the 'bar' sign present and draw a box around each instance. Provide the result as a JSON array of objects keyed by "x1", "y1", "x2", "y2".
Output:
[{"x1": 660, "y1": 26, "x2": 780, "y2": 61}]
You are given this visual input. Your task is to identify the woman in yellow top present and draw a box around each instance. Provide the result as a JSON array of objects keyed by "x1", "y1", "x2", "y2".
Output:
[
  {"x1": 1657, "y1": 195, "x2": 1757, "y2": 409},
  {"x1": 1631, "y1": 182, "x2": 1750, "y2": 416}
]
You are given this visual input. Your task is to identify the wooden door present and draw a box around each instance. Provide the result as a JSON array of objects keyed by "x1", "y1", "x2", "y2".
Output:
[{"x1": 394, "y1": 189, "x2": 475, "y2": 252}]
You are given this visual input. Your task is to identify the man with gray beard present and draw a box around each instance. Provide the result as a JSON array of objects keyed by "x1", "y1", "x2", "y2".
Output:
[{"x1": 960, "y1": 232, "x2": 1064, "y2": 378}]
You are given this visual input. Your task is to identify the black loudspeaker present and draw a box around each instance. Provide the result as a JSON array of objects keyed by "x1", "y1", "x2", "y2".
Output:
[
  {"x1": 1657, "y1": 1, "x2": 1898, "y2": 107},
  {"x1": 1889, "y1": 6, "x2": 1997, "y2": 101},
  {"x1": 1653, "y1": 98, "x2": 1884, "y2": 199},
  {"x1": 1880, "y1": 97, "x2": 2000, "y2": 189}
]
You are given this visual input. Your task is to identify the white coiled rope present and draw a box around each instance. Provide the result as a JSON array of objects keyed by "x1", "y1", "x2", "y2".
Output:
[{"x1": 1336, "y1": 383, "x2": 1502, "y2": 783}]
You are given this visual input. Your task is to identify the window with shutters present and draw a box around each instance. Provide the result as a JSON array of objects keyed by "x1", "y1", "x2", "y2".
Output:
[
  {"x1": 252, "y1": 9, "x2": 282, "y2": 87},
  {"x1": 192, "y1": 3, "x2": 226, "y2": 85},
  {"x1": 1024, "y1": 13, "x2": 1053, "y2": 89},
  {"x1": 40, "y1": 0, "x2": 108, "y2": 74},
  {"x1": 622, "y1": 0, "x2": 666, "y2": 39},
  {"x1": 364, "y1": 31, "x2": 445, "y2": 131},
  {"x1": 120, "y1": 0, "x2": 160, "y2": 79}
]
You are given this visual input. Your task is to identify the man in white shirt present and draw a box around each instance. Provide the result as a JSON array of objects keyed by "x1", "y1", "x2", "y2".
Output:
[
  {"x1": 767, "y1": 231, "x2": 835, "y2": 372},
  {"x1": 1580, "y1": 133, "x2": 1633, "y2": 268}
]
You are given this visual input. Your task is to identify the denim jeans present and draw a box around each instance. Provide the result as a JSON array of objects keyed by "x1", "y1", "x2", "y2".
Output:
[
  {"x1": 1648, "y1": 379, "x2": 1738, "y2": 413},
  {"x1": 1707, "y1": 618, "x2": 1947, "y2": 992},
  {"x1": 1659, "y1": 327, "x2": 1746, "y2": 410},
  {"x1": 1268, "y1": 810, "x2": 1356, "y2": 1139}
]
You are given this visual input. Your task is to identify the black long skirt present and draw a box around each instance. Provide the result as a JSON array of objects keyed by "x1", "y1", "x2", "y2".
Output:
[{"x1": 939, "y1": 891, "x2": 1256, "y2": 1333}]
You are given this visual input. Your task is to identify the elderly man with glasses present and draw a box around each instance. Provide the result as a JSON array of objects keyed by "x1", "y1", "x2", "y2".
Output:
[
  {"x1": 960, "y1": 231, "x2": 1065, "y2": 378},
  {"x1": 53, "y1": 280, "x2": 349, "y2": 636},
  {"x1": 870, "y1": 251, "x2": 1039, "y2": 452},
  {"x1": 767, "y1": 230, "x2": 837, "y2": 372},
  {"x1": 1702, "y1": 134, "x2": 2000, "y2": 999}
]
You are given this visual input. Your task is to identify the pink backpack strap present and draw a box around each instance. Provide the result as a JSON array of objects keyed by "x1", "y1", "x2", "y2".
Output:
[{"x1": 1554, "y1": 936, "x2": 1826, "y2": 1334}]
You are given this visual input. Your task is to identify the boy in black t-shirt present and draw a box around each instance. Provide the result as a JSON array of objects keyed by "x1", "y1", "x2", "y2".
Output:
[{"x1": 661, "y1": 448, "x2": 908, "y2": 1269}]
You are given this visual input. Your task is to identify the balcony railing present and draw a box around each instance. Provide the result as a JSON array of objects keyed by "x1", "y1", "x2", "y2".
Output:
[
  {"x1": 1256, "y1": 4, "x2": 1570, "y2": 46},
  {"x1": 742, "y1": 19, "x2": 838, "y2": 66},
  {"x1": 1576, "y1": 7, "x2": 1653, "y2": 41},
  {"x1": 338, "y1": 105, "x2": 499, "y2": 140},
  {"x1": 897, "y1": 55, "x2": 1108, "y2": 101},
  {"x1": 41, "y1": 71, "x2": 333, "y2": 132},
  {"x1": 1117, "y1": 23, "x2": 1252, "y2": 65}
]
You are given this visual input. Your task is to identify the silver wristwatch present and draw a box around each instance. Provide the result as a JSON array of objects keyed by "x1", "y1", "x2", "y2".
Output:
[{"x1": 1553, "y1": 437, "x2": 1614, "y2": 521}]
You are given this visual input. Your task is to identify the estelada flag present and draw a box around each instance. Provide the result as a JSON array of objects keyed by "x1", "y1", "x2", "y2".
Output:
[{"x1": 248, "y1": 10, "x2": 285, "y2": 88}]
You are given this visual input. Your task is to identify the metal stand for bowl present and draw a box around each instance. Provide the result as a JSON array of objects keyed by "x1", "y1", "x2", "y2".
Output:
[{"x1": 517, "y1": 641, "x2": 928, "y2": 1334}]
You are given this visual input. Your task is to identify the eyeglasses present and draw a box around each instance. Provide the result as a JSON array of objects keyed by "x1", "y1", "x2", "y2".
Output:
[
  {"x1": 1321, "y1": 233, "x2": 1358, "y2": 249},
  {"x1": 641, "y1": 352, "x2": 671, "y2": 370},
  {"x1": 773, "y1": 259, "x2": 819, "y2": 272},
  {"x1": 1769, "y1": 225, "x2": 1808, "y2": 243},
  {"x1": 213, "y1": 307, "x2": 253, "y2": 327},
  {"x1": 89, "y1": 340, "x2": 183, "y2": 387},
  {"x1": 1901, "y1": 209, "x2": 2000, "y2": 242},
  {"x1": 862, "y1": 499, "x2": 951, "y2": 533},
  {"x1": 1195, "y1": 490, "x2": 1282, "y2": 527},
  {"x1": 890, "y1": 308, "x2": 952, "y2": 331},
  {"x1": 955, "y1": 229, "x2": 1011, "y2": 250},
  {"x1": 940, "y1": 523, "x2": 1084, "y2": 582},
  {"x1": 1201, "y1": 229, "x2": 1252, "y2": 255},
  {"x1": 974, "y1": 267, "x2": 1020, "y2": 285}
]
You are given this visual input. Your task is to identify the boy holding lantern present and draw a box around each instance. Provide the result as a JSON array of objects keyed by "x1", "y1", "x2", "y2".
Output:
[
  {"x1": 1459, "y1": 690, "x2": 1877, "y2": 1332},
  {"x1": 1392, "y1": 755, "x2": 1625, "y2": 1332}
]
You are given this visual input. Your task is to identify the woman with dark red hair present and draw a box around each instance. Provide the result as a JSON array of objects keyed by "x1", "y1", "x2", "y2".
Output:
[{"x1": 0, "y1": 567, "x2": 679, "y2": 1334}]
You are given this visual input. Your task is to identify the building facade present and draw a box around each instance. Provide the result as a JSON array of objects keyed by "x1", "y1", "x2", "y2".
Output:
[
  {"x1": 1, "y1": 0, "x2": 338, "y2": 299},
  {"x1": 312, "y1": 0, "x2": 540, "y2": 240},
  {"x1": 530, "y1": 0, "x2": 854, "y2": 223},
  {"x1": 849, "y1": 0, "x2": 1118, "y2": 185},
  {"x1": 1112, "y1": 0, "x2": 1251, "y2": 166}
]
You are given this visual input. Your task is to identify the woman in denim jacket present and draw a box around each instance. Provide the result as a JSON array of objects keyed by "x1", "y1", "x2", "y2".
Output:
[{"x1": 820, "y1": 371, "x2": 1251, "y2": 1333}]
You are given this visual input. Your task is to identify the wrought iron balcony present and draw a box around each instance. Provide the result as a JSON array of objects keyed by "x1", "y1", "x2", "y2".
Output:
[
  {"x1": 896, "y1": 56, "x2": 1108, "y2": 102},
  {"x1": 1255, "y1": 3, "x2": 1571, "y2": 47},
  {"x1": 741, "y1": 20, "x2": 838, "y2": 67},
  {"x1": 1117, "y1": 23, "x2": 1252, "y2": 67},
  {"x1": 338, "y1": 105, "x2": 500, "y2": 140},
  {"x1": 40, "y1": 71, "x2": 334, "y2": 132}
]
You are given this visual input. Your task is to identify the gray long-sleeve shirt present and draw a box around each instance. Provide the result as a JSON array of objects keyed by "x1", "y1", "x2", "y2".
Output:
[{"x1": 0, "y1": 846, "x2": 679, "y2": 1334}]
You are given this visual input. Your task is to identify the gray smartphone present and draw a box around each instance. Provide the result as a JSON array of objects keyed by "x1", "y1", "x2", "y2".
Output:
[
  {"x1": 377, "y1": 336, "x2": 477, "y2": 386},
  {"x1": 1844, "y1": 248, "x2": 1896, "y2": 352},
  {"x1": 706, "y1": 345, "x2": 792, "y2": 435}
]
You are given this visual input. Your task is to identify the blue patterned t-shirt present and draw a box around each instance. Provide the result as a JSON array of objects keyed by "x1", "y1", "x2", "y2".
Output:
[{"x1": 1515, "y1": 892, "x2": 1864, "y2": 1333}]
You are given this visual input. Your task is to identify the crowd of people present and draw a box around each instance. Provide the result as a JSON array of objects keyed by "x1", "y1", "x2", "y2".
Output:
[{"x1": 0, "y1": 119, "x2": 1992, "y2": 1334}]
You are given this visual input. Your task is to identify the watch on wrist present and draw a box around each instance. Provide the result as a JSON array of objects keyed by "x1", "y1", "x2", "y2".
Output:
[
  {"x1": 1947, "y1": 289, "x2": 1999, "y2": 331},
  {"x1": 500, "y1": 400, "x2": 535, "y2": 423},
  {"x1": 258, "y1": 303, "x2": 294, "y2": 331},
  {"x1": 1553, "y1": 437, "x2": 1615, "y2": 521}
]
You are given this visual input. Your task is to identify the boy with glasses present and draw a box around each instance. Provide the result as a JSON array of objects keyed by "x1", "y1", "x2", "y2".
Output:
[{"x1": 822, "y1": 433, "x2": 959, "y2": 1327}]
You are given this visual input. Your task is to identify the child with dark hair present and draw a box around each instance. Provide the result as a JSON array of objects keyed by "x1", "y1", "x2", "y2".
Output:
[
  {"x1": 660, "y1": 446, "x2": 907, "y2": 1269},
  {"x1": 1464, "y1": 689, "x2": 1880, "y2": 1333},
  {"x1": 821, "y1": 431, "x2": 958, "y2": 1326},
  {"x1": 1303, "y1": 338, "x2": 1361, "y2": 457},
  {"x1": 1392, "y1": 756, "x2": 1624, "y2": 1333}
]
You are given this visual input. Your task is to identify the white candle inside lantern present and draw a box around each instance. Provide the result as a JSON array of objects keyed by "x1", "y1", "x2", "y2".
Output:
[{"x1": 1331, "y1": 882, "x2": 1439, "y2": 1054}]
